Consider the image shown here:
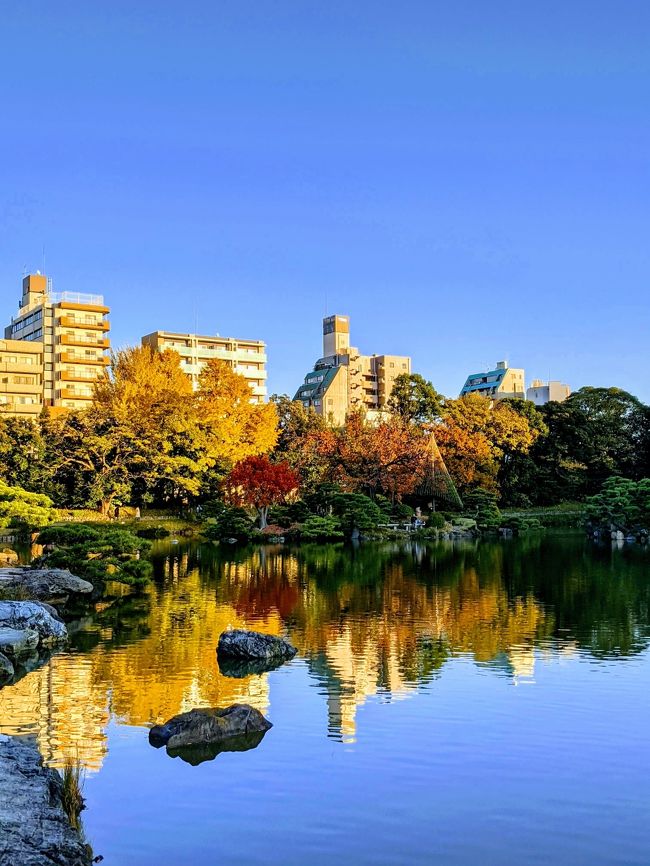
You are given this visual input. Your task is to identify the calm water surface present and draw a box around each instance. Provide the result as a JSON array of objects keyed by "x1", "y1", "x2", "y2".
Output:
[{"x1": 1, "y1": 533, "x2": 649, "y2": 865}]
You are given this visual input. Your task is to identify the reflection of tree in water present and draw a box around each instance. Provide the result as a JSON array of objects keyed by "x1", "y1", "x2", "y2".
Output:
[{"x1": 1, "y1": 535, "x2": 648, "y2": 765}]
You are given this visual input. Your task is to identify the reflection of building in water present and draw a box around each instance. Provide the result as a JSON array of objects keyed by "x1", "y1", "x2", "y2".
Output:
[
  {"x1": 0, "y1": 655, "x2": 109, "y2": 772},
  {"x1": 310, "y1": 627, "x2": 418, "y2": 743},
  {"x1": 287, "y1": 560, "x2": 553, "y2": 740},
  {"x1": 0, "y1": 544, "x2": 559, "y2": 766},
  {"x1": 0, "y1": 564, "x2": 282, "y2": 773}
]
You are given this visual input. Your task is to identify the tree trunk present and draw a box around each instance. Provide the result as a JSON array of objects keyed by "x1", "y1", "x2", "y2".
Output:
[{"x1": 259, "y1": 506, "x2": 269, "y2": 530}]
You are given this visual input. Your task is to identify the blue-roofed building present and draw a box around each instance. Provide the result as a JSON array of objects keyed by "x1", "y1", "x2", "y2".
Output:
[
  {"x1": 459, "y1": 360, "x2": 525, "y2": 400},
  {"x1": 294, "y1": 314, "x2": 411, "y2": 425}
]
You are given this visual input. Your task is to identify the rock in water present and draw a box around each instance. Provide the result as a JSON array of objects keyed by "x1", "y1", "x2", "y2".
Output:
[
  {"x1": 217, "y1": 628, "x2": 297, "y2": 662},
  {"x1": 0, "y1": 601, "x2": 67, "y2": 645},
  {"x1": 0, "y1": 568, "x2": 93, "y2": 603},
  {"x1": 149, "y1": 704, "x2": 273, "y2": 752},
  {"x1": 0, "y1": 626, "x2": 40, "y2": 659},
  {"x1": 0, "y1": 652, "x2": 13, "y2": 685},
  {"x1": 217, "y1": 655, "x2": 288, "y2": 679},
  {"x1": 0, "y1": 735, "x2": 92, "y2": 866},
  {"x1": 167, "y1": 731, "x2": 268, "y2": 766}
]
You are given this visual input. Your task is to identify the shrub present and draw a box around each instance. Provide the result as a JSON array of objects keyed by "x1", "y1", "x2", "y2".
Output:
[
  {"x1": 0, "y1": 482, "x2": 55, "y2": 532},
  {"x1": 300, "y1": 515, "x2": 345, "y2": 542},
  {"x1": 331, "y1": 493, "x2": 382, "y2": 537},
  {"x1": 427, "y1": 512, "x2": 446, "y2": 529},
  {"x1": 35, "y1": 524, "x2": 152, "y2": 587},
  {"x1": 586, "y1": 476, "x2": 650, "y2": 533},
  {"x1": 136, "y1": 525, "x2": 171, "y2": 539},
  {"x1": 463, "y1": 488, "x2": 501, "y2": 530},
  {"x1": 203, "y1": 506, "x2": 254, "y2": 543}
]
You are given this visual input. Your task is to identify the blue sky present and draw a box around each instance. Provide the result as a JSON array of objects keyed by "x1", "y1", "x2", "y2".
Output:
[{"x1": 1, "y1": 1, "x2": 648, "y2": 400}]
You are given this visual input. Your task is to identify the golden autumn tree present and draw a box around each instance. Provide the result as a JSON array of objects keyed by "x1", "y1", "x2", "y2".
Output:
[
  {"x1": 196, "y1": 359, "x2": 278, "y2": 467},
  {"x1": 45, "y1": 345, "x2": 206, "y2": 511},
  {"x1": 436, "y1": 395, "x2": 539, "y2": 495}
]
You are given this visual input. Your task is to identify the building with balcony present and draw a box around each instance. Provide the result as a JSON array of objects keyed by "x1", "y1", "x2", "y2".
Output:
[
  {"x1": 294, "y1": 315, "x2": 411, "y2": 425},
  {"x1": 0, "y1": 339, "x2": 44, "y2": 418},
  {"x1": 526, "y1": 379, "x2": 571, "y2": 405},
  {"x1": 4, "y1": 273, "x2": 110, "y2": 411},
  {"x1": 141, "y1": 330, "x2": 267, "y2": 403},
  {"x1": 459, "y1": 360, "x2": 525, "y2": 401}
]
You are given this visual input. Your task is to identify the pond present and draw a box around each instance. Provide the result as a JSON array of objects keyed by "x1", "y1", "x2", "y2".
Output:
[{"x1": 1, "y1": 533, "x2": 650, "y2": 865}]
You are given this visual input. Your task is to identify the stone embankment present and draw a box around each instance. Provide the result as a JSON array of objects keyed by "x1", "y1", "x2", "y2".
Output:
[
  {"x1": 0, "y1": 600, "x2": 68, "y2": 686},
  {"x1": 0, "y1": 735, "x2": 92, "y2": 866},
  {"x1": 0, "y1": 567, "x2": 93, "y2": 603}
]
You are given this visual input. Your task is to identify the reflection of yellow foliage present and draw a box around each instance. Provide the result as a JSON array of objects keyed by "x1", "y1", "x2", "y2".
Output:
[
  {"x1": 0, "y1": 564, "x2": 283, "y2": 773},
  {"x1": 0, "y1": 544, "x2": 555, "y2": 768}
]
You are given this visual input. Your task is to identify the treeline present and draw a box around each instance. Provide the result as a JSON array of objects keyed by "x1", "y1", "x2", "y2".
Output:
[{"x1": 0, "y1": 349, "x2": 648, "y2": 516}]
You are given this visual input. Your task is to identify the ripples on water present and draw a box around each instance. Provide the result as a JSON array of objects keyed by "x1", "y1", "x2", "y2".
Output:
[{"x1": 1, "y1": 533, "x2": 650, "y2": 865}]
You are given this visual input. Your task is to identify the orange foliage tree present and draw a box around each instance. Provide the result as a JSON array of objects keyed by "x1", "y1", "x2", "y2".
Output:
[
  {"x1": 315, "y1": 412, "x2": 428, "y2": 500},
  {"x1": 436, "y1": 395, "x2": 539, "y2": 494},
  {"x1": 226, "y1": 455, "x2": 299, "y2": 528}
]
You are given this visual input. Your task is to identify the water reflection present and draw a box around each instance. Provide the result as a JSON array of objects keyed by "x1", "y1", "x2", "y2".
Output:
[{"x1": 0, "y1": 533, "x2": 648, "y2": 768}]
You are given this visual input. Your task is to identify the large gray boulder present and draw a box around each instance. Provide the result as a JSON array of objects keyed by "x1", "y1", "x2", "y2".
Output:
[
  {"x1": 0, "y1": 568, "x2": 93, "y2": 603},
  {"x1": 0, "y1": 626, "x2": 39, "y2": 658},
  {"x1": 217, "y1": 628, "x2": 297, "y2": 663},
  {"x1": 149, "y1": 703, "x2": 272, "y2": 752},
  {"x1": 0, "y1": 735, "x2": 92, "y2": 866},
  {"x1": 0, "y1": 601, "x2": 67, "y2": 645},
  {"x1": 0, "y1": 652, "x2": 13, "y2": 685}
]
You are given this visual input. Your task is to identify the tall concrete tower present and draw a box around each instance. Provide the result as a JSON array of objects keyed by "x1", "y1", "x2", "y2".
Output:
[{"x1": 322, "y1": 314, "x2": 350, "y2": 358}]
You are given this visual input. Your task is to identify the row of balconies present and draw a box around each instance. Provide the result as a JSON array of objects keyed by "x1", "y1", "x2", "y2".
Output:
[
  {"x1": 58, "y1": 351, "x2": 110, "y2": 365},
  {"x1": 59, "y1": 371, "x2": 104, "y2": 382},
  {"x1": 57, "y1": 316, "x2": 110, "y2": 331},
  {"x1": 0, "y1": 380, "x2": 42, "y2": 394},
  {"x1": 172, "y1": 346, "x2": 267, "y2": 363},
  {"x1": 55, "y1": 388, "x2": 94, "y2": 400},
  {"x1": 59, "y1": 335, "x2": 110, "y2": 349},
  {"x1": 0, "y1": 361, "x2": 42, "y2": 374},
  {"x1": 0, "y1": 400, "x2": 43, "y2": 414}
]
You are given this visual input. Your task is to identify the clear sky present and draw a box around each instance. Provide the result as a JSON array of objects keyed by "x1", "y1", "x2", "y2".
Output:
[{"x1": 1, "y1": 1, "x2": 648, "y2": 401}]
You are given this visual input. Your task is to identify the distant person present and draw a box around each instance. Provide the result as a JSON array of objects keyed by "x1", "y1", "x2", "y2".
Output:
[
  {"x1": 135, "y1": 506, "x2": 141, "y2": 520},
  {"x1": 114, "y1": 504, "x2": 120, "y2": 520}
]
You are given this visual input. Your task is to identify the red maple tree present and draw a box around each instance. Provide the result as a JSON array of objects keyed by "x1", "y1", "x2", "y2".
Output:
[{"x1": 226, "y1": 455, "x2": 299, "y2": 529}]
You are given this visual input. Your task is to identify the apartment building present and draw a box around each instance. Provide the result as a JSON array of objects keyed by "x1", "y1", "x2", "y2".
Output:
[
  {"x1": 5, "y1": 273, "x2": 110, "y2": 411},
  {"x1": 141, "y1": 330, "x2": 267, "y2": 403},
  {"x1": 460, "y1": 360, "x2": 525, "y2": 401},
  {"x1": 526, "y1": 379, "x2": 571, "y2": 405},
  {"x1": 0, "y1": 339, "x2": 44, "y2": 417},
  {"x1": 294, "y1": 315, "x2": 411, "y2": 425}
]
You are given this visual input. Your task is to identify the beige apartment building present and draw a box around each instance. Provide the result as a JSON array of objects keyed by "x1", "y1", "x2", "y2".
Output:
[
  {"x1": 526, "y1": 379, "x2": 571, "y2": 405},
  {"x1": 459, "y1": 360, "x2": 525, "y2": 401},
  {"x1": 5, "y1": 273, "x2": 110, "y2": 412},
  {"x1": 141, "y1": 330, "x2": 267, "y2": 403},
  {"x1": 294, "y1": 315, "x2": 411, "y2": 425},
  {"x1": 0, "y1": 339, "x2": 44, "y2": 417}
]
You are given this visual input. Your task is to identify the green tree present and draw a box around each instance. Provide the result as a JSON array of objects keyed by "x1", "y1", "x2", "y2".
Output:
[
  {"x1": 331, "y1": 493, "x2": 382, "y2": 537},
  {"x1": 0, "y1": 417, "x2": 47, "y2": 491},
  {"x1": 0, "y1": 481, "x2": 55, "y2": 531},
  {"x1": 531, "y1": 387, "x2": 648, "y2": 503},
  {"x1": 388, "y1": 373, "x2": 443, "y2": 424}
]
